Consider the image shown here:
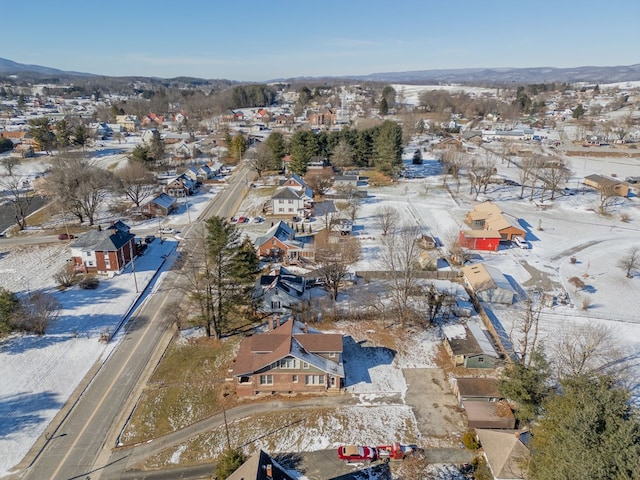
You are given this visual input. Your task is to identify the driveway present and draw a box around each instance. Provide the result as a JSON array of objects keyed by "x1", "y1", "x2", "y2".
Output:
[{"x1": 402, "y1": 368, "x2": 468, "y2": 441}]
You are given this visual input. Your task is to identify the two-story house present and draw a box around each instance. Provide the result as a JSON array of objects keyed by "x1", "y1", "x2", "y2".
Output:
[{"x1": 232, "y1": 318, "x2": 344, "y2": 397}]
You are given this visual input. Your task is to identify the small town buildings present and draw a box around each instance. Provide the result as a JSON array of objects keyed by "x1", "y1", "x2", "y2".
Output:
[
  {"x1": 461, "y1": 263, "x2": 516, "y2": 305},
  {"x1": 475, "y1": 429, "x2": 530, "y2": 480},
  {"x1": 458, "y1": 230, "x2": 502, "y2": 252},
  {"x1": 465, "y1": 202, "x2": 526, "y2": 242},
  {"x1": 70, "y1": 222, "x2": 136, "y2": 274},
  {"x1": 232, "y1": 318, "x2": 344, "y2": 397},
  {"x1": 140, "y1": 193, "x2": 177, "y2": 217},
  {"x1": 254, "y1": 221, "x2": 315, "y2": 262},
  {"x1": 442, "y1": 322, "x2": 500, "y2": 368},
  {"x1": 253, "y1": 267, "x2": 309, "y2": 315},
  {"x1": 583, "y1": 174, "x2": 631, "y2": 197}
]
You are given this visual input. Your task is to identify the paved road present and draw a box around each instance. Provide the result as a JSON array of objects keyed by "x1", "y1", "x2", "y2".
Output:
[{"x1": 10, "y1": 163, "x2": 255, "y2": 480}]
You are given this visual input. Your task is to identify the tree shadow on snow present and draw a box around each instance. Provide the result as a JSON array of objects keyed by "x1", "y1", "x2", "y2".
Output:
[
  {"x1": 0, "y1": 391, "x2": 62, "y2": 438},
  {"x1": 342, "y1": 336, "x2": 396, "y2": 388},
  {"x1": 329, "y1": 462, "x2": 391, "y2": 480}
]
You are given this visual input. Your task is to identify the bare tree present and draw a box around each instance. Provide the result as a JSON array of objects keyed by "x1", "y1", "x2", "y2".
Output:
[
  {"x1": 549, "y1": 323, "x2": 625, "y2": 380},
  {"x1": 115, "y1": 161, "x2": 156, "y2": 208},
  {"x1": 374, "y1": 205, "x2": 399, "y2": 236},
  {"x1": 305, "y1": 170, "x2": 334, "y2": 197},
  {"x1": 44, "y1": 153, "x2": 114, "y2": 225},
  {"x1": 314, "y1": 233, "x2": 360, "y2": 301},
  {"x1": 0, "y1": 157, "x2": 34, "y2": 230},
  {"x1": 468, "y1": 155, "x2": 495, "y2": 200},
  {"x1": 14, "y1": 291, "x2": 61, "y2": 335},
  {"x1": 598, "y1": 184, "x2": 618, "y2": 215},
  {"x1": 517, "y1": 156, "x2": 536, "y2": 199},
  {"x1": 377, "y1": 225, "x2": 422, "y2": 324},
  {"x1": 53, "y1": 264, "x2": 79, "y2": 289},
  {"x1": 617, "y1": 246, "x2": 640, "y2": 278},
  {"x1": 540, "y1": 157, "x2": 571, "y2": 201},
  {"x1": 510, "y1": 293, "x2": 546, "y2": 366},
  {"x1": 330, "y1": 139, "x2": 355, "y2": 172},
  {"x1": 335, "y1": 185, "x2": 361, "y2": 223},
  {"x1": 246, "y1": 142, "x2": 275, "y2": 178}
]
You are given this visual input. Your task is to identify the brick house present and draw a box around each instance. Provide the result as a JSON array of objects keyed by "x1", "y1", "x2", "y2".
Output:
[
  {"x1": 141, "y1": 192, "x2": 177, "y2": 217},
  {"x1": 254, "y1": 221, "x2": 315, "y2": 262},
  {"x1": 232, "y1": 318, "x2": 344, "y2": 397},
  {"x1": 70, "y1": 222, "x2": 136, "y2": 274}
]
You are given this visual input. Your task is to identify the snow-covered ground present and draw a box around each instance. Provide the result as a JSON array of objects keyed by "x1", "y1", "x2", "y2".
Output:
[{"x1": 1, "y1": 136, "x2": 640, "y2": 476}]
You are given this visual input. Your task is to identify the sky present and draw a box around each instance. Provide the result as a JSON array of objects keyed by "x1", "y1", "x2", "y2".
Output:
[{"x1": 2, "y1": 0, "x2": 640, "y2": 81}]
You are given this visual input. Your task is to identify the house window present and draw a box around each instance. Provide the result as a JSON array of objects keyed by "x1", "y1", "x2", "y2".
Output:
[
  {"x1": 239, "y1": 376, "x2": 250, "y2": 383},
  {"x1": 478, "y1": 357, "x2": 484, "y2": 363},
  {"x1": 302, "y1": 362, "x2": 309, "y2": 369},
  {"x1": 272, "y1": 239, "x2": 276, "y2": 245},
  {"x1": 288, "y1": 199, "x2": 293, "y2": 204},
  {"x1": 329, "y1": 352, "x2": 336, "y2": 358},
  {"x1": 271, "y1": 301, "x2": 281, "y2": 309},
  {"x1": 259, "y1": 375, "x2": 273, "y2": 385},
  {"x1": 330, "y1": 376, "x2": 336, "y2": 387},
  {"x1": 292, "y1": 375, "x2": 298, "y2": 383},
  {"x1": 305, "y1": 374, "x2": 324, "y2": 385},
  {"x1": 278, "y1": 208, "x2": 284, "y2": 213},
  {"x1": 104, "y1": 260, "x2": 111, "y2": 268}
]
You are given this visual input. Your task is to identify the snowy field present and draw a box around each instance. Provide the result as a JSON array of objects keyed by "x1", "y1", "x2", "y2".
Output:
[{"x1": 1, "y1": 136, "x2": 640, "y2": 476}]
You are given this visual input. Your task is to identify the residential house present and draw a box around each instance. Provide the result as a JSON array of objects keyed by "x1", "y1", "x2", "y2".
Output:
[
  {"x1": 442, "y1": 322, "x2": 500, "y2": 368},
  {"x1": 583, "y1": 174, "x2": 631, "y2": 197},
  {"x1": 140, "y1": 193, "x2": 177, "y2": 217},
  {"x1": 253, "y1": 267, "x2": 309, "y2": 315},
  {"x1": 254, "y1": 221, "x2": 315, "y2": 262},
  {"x1": 272, "y1": 187, "x2": 306, "y2": 216},
  {"x1": 115, "y1": 114, "x2": 139, "y2": 132},
  {"x1": 308, "y1": 108, "x2": 337, "y2": 127},
  {"x1": 163, "y1": 175, "x2": 196, "y2": 197},
  {"x1": 228, "y1": 449, "x2": 296, "y2": 480},
  {"x1": 70, "y1": 223, "x2": 136, "y2": 274},
  {"x1": 475, "y1": 429, "x2": 530, "y2": 480},
  {"x1": 461, "y1": 263, "x2": 516, "y2": 305},
  {"x1": 280, "y1": 173, "x2": 308, "y2": 191},
  {"x1": 232, "y1": 318, "x2": 344, "y2": 397},
  {"x1": 465, "y1": 202, "x2": 526, "y2": 241}
]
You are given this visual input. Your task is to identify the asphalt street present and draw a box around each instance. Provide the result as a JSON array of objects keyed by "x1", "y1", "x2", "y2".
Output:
[{"x1": 9, "y1": 164, "x2": 254, "y2": 480}]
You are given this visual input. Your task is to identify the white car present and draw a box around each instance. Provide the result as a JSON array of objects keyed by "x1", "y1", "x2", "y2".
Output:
[
  {"x1": 513, "y1": 236, "x2": 529, "y2": 249},
  {"x1": 159, "y1": 227, "x2": 176, "y2": 235}
]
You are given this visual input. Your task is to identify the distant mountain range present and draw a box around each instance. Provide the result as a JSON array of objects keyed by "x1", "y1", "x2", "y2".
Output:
[{"x1": 2, "y1": 56, "x2": 640, "y2": 85}]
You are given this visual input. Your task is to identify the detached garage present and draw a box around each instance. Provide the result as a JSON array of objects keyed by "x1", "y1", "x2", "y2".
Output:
[
  {"x1": 462, "y1": 263, "x2": 515, "y2": 305},
  {"x1": 458, "y1": 230, "x2": 502, "y2": 252}
]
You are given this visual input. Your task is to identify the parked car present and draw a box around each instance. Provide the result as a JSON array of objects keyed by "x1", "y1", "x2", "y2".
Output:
[
  {"x1": 144, "y1": 235, "x2": 156, "y2": 244},
  {"x1": 337, "y1": 445, "x2": 377, "y2": 464},
  {"x1": 158, "y1": 227, "x2": 176, "y2": 235},
  {"x1": 513, "y1": 236, "x2": 529, "y2": 249},
  {"x1": 58, "y1": 233, "x2": 75, "y2": 240}
]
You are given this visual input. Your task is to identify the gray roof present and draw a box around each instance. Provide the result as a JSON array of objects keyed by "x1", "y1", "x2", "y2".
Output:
[{"x1": 71, "y1": 229, "x2": 134, "y2": 251}]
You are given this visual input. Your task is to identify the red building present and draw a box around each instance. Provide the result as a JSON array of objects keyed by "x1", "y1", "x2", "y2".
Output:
[{"x1": 459, "y1": 230, "x2": 501, "y2": 252}]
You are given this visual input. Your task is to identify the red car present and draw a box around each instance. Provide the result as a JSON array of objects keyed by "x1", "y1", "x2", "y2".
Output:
[
  {"x1": 337, "y1": 445, "x2": 377, "y2": 464},
  {"x1": 58, "y1": 233, "x2": 75, "y2": 240}
]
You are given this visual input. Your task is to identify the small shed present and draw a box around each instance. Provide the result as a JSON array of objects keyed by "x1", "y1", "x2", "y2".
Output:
[
  {"x1": 454, "y1": 377, "x2": 502, "y2": 405},
  {"x1": 464, "y1": 401, "x2": 515, "y2": 430},
  {"x1": 141, "y1": 193, "x2": 177, "y2": 217},
  {"x1": 442, "y1": 322, "x2": 499, "y2": 369},
  {"x1": 584, "y1": 174, "x2": 631, "y2": 197},
  {"x1": 461, "y1": 263, "x2": 515, "y2": 305}
]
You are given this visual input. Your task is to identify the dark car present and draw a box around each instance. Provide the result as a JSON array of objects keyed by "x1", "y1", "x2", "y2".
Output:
[{"x1": 58, "y1": 233, "x2": 75, "y2": 240}]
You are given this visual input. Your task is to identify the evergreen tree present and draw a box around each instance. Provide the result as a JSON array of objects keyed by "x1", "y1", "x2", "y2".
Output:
[
  {"x1": 214, "y1": 448, "x2": 247, "y2": 479},
  {"x1": 288, "y1": 130, "x2": 319, "y2": 175},
  {"x1": 372, "y1": 120, "x2": 403, "y2": 176},
  {"x1": 498, "y1": 348, "x2": 551, "y2": 423},
  {"x1": 28, "y1": 117, "x2": 56, "y2": 153},
  {"x1": 204, "y1": 217, "x2": 256, "y2": 339},
  {"x1": 529, "y1": 374, "x2": 640, "y2": 480},
  {"x1": 379, "y1": 97, "x2": 389, "y2": 115},
  {"x1": 265, "y1": 131, "x2": 287, "y2": 166},
  {"x1": 73, "y1": 124, "x2": 91, "y2": 150},
  {"x1": 0, "y1": 288, "x2": 19, "y2": 337},
  {"x1": 572, "y1": 103, "x2": 586, "y2": 119},
  {"x1": 54, "y1": 119, "x2": 72, "y2": 150}
]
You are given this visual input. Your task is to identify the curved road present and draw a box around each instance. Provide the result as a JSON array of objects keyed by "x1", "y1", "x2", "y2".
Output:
[{"x1": 11, "y1": 163, "x2": 255, "y2": 480}]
